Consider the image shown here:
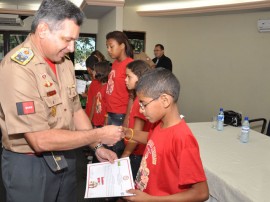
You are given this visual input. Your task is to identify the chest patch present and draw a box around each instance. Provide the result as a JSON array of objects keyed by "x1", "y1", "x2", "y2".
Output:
[{"x1": 16, "y1": 101, "x2": 35, "y2": 115}]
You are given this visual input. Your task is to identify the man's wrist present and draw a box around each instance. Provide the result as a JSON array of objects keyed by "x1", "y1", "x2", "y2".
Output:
[{"x1": 93, "y1": 143, "x2": 104, "y2": 152}]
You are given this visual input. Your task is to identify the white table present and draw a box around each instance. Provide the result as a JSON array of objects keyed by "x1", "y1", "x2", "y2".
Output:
[{"x1": 188, "y1": 122, "x2": 270, "y2": 202}]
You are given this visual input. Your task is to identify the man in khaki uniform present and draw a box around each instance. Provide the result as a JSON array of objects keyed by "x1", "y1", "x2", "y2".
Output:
[
  {"x1": 0, "y1": 0, "x2": 123, "y2": 202},
  {"x1": 134, "y1": 52, "x2": 155, "y2": 68}
]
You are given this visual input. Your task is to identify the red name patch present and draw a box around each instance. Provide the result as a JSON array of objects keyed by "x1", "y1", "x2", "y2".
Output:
[{"x1": 16, "y1": 101, "x2": 35, "y2": 115}]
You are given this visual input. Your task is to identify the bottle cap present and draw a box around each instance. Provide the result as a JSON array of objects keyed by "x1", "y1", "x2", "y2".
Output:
[
  {"x1": 220, "y1": 108, "x2": 223, "y2": 111},
  {"x1": 244, "y1": 116, "x2": 249, "y2": 120}
]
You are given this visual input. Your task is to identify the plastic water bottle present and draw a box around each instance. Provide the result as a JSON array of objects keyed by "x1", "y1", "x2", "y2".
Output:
[
  {"x1": 217, "y1": 108, "x2": 224, "y2": 131},
  {"x1": 240, "y1": 117, "x2": 250, "y2": 143}
]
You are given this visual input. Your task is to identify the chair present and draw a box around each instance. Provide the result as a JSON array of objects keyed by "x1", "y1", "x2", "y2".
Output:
[
  {"x1": 266, "y1": 121, "x2": 270, "y2": 136},
  {"x1": 249, "y1": 118, "x2": 267, "y2": 134}
]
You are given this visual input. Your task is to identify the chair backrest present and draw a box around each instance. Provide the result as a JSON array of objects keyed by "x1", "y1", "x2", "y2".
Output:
[
  {"x1": 266, "y1": 121, "x2": 270, "y2": 136},
  {"x1": 249, "y1": 118, "x2": 267, "y2": 134}
]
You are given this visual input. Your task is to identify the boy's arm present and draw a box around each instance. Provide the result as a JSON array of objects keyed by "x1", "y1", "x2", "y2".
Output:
[
  {"x1": 124, "y1": 127, "x2": 149, "y2": 144},
  {"x1": 121, "y1": 118, "x2": 145, "y2": 157},
  {"x1": 124, "y1": 181, "x2": 209, "y2": 202}
]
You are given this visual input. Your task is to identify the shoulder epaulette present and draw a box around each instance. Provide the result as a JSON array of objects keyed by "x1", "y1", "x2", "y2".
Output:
[{"x1": 11, "y1": 47, "x2": 34, "y2": 65}]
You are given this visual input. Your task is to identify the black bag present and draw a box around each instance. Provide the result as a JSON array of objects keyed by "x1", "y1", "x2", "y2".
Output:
[{"x1": 224, "y1": 110, "x2": 242, "y2": 127}]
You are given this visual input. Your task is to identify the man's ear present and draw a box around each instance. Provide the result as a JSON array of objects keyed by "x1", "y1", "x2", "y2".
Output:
[
  {"x1": 160, "y1": 94, "x2": 172, "y2": 108},
  {"x1": 37, "y1": 22, "x2": 50, "y2": 39}
]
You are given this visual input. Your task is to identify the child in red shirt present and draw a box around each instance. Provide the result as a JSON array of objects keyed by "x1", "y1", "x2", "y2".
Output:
[
  {"x1": 121, "y1": 60, "x2": 152, "y2": 180},
  {"x1": 123, "y1": 68, "x2": 209, "y2": 201},
  {"x1": 84, "y1": 55, "x2": 99, "y2": 116},
  {"x1": 105, "y1": 31, "x2": 133, "y2": 158},
  {"x1": 89, "y1": 61, "x2": 111, "y2": 127}
]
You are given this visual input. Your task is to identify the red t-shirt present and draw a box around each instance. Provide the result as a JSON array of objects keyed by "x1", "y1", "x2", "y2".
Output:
[
  {"x1": 135, "y1": 120, "x2": 206, "y2": 196},
  {"x1": 85, "y1": 79, "x2": 101, "y2": 116},
  {"x1": 105, "y1": 57, "x2": 133, "y2": 114},
  {"x1": 92, "y1": 83, "x2": 107, "y2": 126},
  {"x1": 127, "y1": 97, "x2": 153, "y2": 155}
]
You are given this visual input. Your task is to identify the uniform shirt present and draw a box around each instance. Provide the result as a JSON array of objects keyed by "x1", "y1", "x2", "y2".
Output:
[
  {"x1": 135, "y1": 120, "x2": 206, "y2": 196},
  {"x1": 85, "y1": 79, "x2": 101, "y2": 117},
  {"x1": 0, "y1": 34, "x2": 81, "y2": 153},
  {"x1": 127, "y1": 97, "x2": 153, "y2": 155},
  {"x1": 134, "y1": 52, "x2": 155, "y2": 68},
  {"x1": 105, "y1": 57, "x2": 133, "y2": 114},
  {"x1": 92, "y1": 83, "x2": 107, "y2": 126}
]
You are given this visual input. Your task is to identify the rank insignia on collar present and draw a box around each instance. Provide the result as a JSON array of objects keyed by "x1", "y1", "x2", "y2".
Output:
[
  {"x1": 44, "y1": 81, "x2": 53, "y2": 87},
  {"x1": 11, "y1": 47, "x2": 34, "y2": 65}
]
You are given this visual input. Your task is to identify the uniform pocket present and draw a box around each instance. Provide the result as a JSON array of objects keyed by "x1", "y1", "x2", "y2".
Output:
[
  {"x1": 43, "y1": 94, "x2": 62, "y2": 107},
  {"x1": 68, "y1": 87, "x2": 77, "y2": 99}
]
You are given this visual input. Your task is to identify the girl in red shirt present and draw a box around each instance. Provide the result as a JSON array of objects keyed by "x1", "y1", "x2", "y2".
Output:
[
  {"x1": 121, "y1": 60, "x2": 152, "y2": 180},
  {"x1": 105, "y1": 31, "x2": 133, "y2": 158}
]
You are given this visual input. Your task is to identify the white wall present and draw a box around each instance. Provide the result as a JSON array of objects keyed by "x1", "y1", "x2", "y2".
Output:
[
  {"x1": 96, "y1": 7, "x2": 123, "y2": 62},
  {"x1": 123, "y1": 4, "x2": 270, "y2": 123}
]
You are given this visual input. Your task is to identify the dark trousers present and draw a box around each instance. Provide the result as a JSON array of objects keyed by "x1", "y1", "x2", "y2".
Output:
[
  {"x1": 1, "y1": 149, "x2": 77, "y2": 202},
  {"x1": 106, "y1": 113, "x2": 126, "y2": 158},
  {"x1": 129, "y1": 154, "x2": 142, "y2": 180}
]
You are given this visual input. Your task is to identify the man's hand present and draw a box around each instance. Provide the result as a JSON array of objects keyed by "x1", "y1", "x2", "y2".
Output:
[
  {"x1": 98, "y1": 125, "x2": 124, "y2": 146},
  {"x1": 123, "y1": 189, "x2": 151, "y2": 202},
  {"x1": 95, "y1": 147, "x2": 118, "y2": 163}
]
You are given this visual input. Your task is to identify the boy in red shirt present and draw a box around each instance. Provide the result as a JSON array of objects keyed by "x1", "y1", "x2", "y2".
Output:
[{"x1": 123, "y1": 68, "x2": 209, "y2": 201}]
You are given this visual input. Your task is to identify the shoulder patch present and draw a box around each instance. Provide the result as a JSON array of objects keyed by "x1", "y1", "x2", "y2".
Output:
[{"x1": 11, "y1": 48, "x2": 34, "y2": 65}]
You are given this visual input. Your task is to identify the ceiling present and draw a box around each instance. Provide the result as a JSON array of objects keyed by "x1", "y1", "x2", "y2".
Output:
[{"x1": 0, "y1": 0, "x2": 269, "y2": 19}]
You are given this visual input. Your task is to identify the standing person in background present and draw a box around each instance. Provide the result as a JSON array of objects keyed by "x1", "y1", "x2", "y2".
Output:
[
  {"x1": 84, "y1": 55, "x2": 99, "y2": 117},
  {"x1": 132, "y1": 44, "x2": 155, "y2": 68},
  {"x1": 152, "y1": 44, "x2": 173, "y2": 71},
  {"x1": 122, "y1": 60, "x2": 152, "y2": 180},
  {"x1": 0, "y1": 1, "x2": 123, "y2": 202},
  {"x1": 105, "y1": 31, "x2": 134, "y2": 158}
]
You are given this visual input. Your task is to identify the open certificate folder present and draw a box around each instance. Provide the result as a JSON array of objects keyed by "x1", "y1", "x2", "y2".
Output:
[{"x1": 84, "y1": 157, "x2": 135, "y2": 198}]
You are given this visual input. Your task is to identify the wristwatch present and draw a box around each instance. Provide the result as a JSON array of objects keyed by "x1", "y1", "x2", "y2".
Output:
[{"x1": 93, "y1": 143, "x2": 103, "y2": 152}]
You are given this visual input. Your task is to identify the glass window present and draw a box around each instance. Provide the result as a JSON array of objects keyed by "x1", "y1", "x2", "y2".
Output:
[
  {"x1": 9, "y1": 34, "x2": 28, "y2": 50},
  {"x1": 74, "y1": 34, "x2": 96, "y2": 71},
  {"x1": 0, "y1": 34, "x2": 3, "y2": 61}
]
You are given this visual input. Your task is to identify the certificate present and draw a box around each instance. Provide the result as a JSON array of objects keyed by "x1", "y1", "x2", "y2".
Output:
[
  {"x1": 84, "y1": 157, "x2": 135, "y2": 198},
  {"x1": 76, "y1": 79, "x2": 87, "y2": 94}
]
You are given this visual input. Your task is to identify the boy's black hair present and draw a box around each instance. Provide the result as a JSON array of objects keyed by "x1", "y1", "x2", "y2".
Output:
[
  {"x1": 94, "y1": 61, "x2": 111, "y2": 83},
  {"x1": 136, "y1": 68, "x2": 180, "y2": 102}
]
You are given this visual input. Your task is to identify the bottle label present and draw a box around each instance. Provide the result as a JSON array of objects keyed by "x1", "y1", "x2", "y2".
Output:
[
  {"x1": 240, "y1": 126, "x2": 249, "y2": 143},
  {"x1": 218, "y1": 115, "x2": 224, "y2": 122}
]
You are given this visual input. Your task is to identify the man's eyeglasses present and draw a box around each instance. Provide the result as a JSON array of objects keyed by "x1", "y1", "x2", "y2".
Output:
[{"x1": 139, "y1": 97, "x2": 159, "y2": 110}]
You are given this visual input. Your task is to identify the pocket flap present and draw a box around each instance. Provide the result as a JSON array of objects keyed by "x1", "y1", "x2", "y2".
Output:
[
  {"x1": 43, "y1": 95, "x2": 62, "y2": 107},
  {"x1": 68, "y1": 87, "x2": 77, "y2": 98}
]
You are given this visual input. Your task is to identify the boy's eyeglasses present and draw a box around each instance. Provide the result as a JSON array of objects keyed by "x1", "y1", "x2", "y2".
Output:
[{"x1": 139, "y1": 97, "x2": 159, "y2": 110}]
